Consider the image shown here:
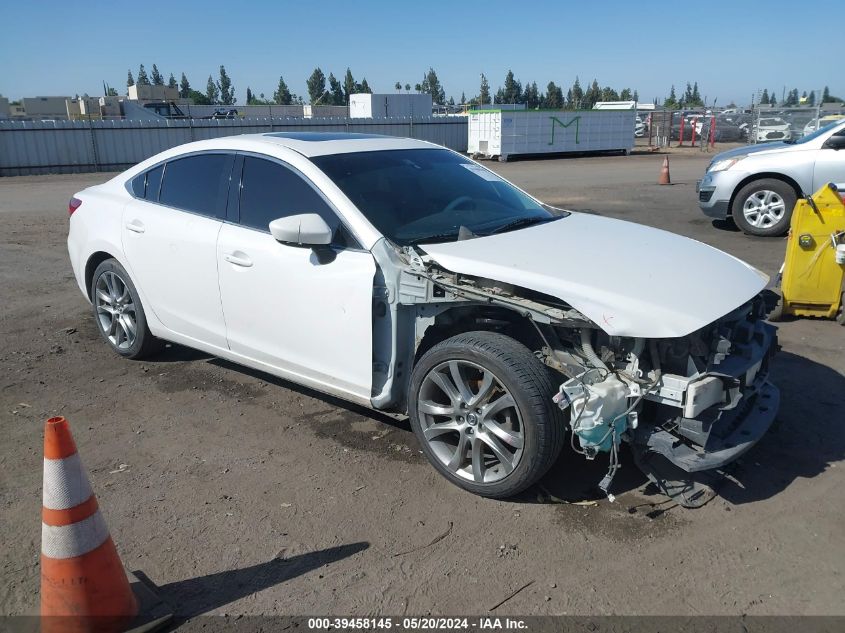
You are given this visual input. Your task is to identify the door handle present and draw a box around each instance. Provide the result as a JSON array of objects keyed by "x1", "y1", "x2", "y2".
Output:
[
  {"x1": 223, "y1": 252, "x2": 253, "y2": 268},
  {"x1": 125, "y1": 220, "x2": 145, "y2": 234}
]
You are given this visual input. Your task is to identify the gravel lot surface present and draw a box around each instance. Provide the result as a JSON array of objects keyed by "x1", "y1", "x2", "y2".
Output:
[{"x1": 2, "y1": 152, "x2": 843, "y2": 622}]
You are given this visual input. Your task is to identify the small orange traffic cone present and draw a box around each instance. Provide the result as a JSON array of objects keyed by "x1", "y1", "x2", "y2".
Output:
[
  {"x1": 658, "y1": 156, "x2": 671, "y2": 185},
  {"x1": 40, "y1": 417, "x2": 171, "y2": 633}
]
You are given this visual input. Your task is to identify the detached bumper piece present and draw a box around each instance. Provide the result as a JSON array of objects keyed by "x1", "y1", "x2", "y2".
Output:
[{"x1": 644, "y1": 381, "x2": 779, "y2": 473}]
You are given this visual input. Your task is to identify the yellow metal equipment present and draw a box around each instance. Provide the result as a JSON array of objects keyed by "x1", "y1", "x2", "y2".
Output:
[{"x1": 771, "y1": 183, "x2": 845, "y2": 324}]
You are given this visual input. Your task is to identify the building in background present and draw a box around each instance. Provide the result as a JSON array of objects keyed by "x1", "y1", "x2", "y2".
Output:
[{"x1": 21, "y1": 96, "x2": 71, "y2": 119}]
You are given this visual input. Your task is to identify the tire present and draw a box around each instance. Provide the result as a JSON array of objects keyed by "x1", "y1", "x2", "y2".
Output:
[
  {"x1": 767, "y1": 289, "x2": 785, "y2": 322},
  {"x1": 90, "y1": 259, "x2": 163, "y2": 359},
  {"x1": 731, "y1": 178, "x2": 797, "y2": 237},
  {"x1": 408, "y1": 331, "x2": 565, "y2": 499}
]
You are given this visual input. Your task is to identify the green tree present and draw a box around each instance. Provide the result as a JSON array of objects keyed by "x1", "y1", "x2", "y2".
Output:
[
  {"x1": 189, "y1": 89, "x2": 211, "y2": 105},
  {"x1": 663, "y1": 85, "x2": 678, "y2": 109},
  {"x1": 126, "y1": 70, "x2": 135, "y2": 87},
  {"x1": 620, "y1": 88, "x2": 632, "y2": 101},
  {"x1": 137, "y1": 64, "x2": 150, "y2": 86},
  {"x1": 179, "y1": 73, "x2": 191, "y2": 99},
  {"x1": 405, "y1": 83, "x2": 411, "y2": 92},
  {"x1": 414, "y1": 83, "x2": 422, "y2": 93},
  {"x1": 167, "y1": 73, "x2": 178, "y2": 90},
  {"x1": 544, "y1": 82, "x2": 563, "y2": 109},
  {"x1": 691, "y1": 81, "x2": 701, "y2": 105},
  {"x1": 569, "y1": 77, "x2": 583, "y2": 108},
  {"x1": 359, "y1": 78, "x2": 372, "y2": 94},
  {"x1": 420, "y1": 68, "x2": 445, "y2": 103},
  {"x1": 343, "y1": 68, "x2": 356, "y2": 102},
  {"x1": 448, "y1": 96, "x2": 455, "y2": 106},
  {"x1": 584, "y1": 79, "x2": 602, "y2": 107},
  {"x1": 760, "y1": 89, "x2": 769, "y2": 105},
  {"x1": 632, "y1": 89, "x2": 639, "y2": 102},
  {"x1": 502, "y1": 70, "x2": 522, "y2": 104},
  {"x1": 106, "y1": 86, "x2": 118, "y2": 96},
  {"x1": 206, "y1": 75, "x2": 219, "y2": 104},
  {"x1": 479, "y1": 74, "x2": 490, "y2": 107},
  {"x1": 601, "y1": 86, "x2": 619, "y2": 102},
  {"x1": 273, "y1": 76, "x2": 292, "y2": 105},
  {"x1": 306, "y1": 67, "x2": 327, "y2": 103},
  {"x1": 217, "y1": 65, "x2": 235, "y2": 105},
  {"x1": 246, "y1": 87, "x2": 254, "y2": 104},
  {"x1": 395, "y1": 81, "x2": 402, "y2": 92},
  {"x1": 524, "y1": 82, "x2": 540, "y2": 109},
  {"x1": 328, "y1": 73, "x2": 345, "y2": 105},
  {"x1": 460, "y1": 92, "x2": 466, "y2": 105},
  {"x1": 769, "y1": 91, "x2": 777, "y2": 107},
  {"x1": 808, "y1": 91, "x2": 816, "y2": 106},
  {"x1": 822, "y1": 86, "x2": 831, "y2": 102},
  {"x1": 151, "y1": 64, "x2": 164, "y2": 86}
]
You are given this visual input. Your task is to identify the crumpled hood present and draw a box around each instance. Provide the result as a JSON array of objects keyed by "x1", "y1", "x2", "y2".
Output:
[{"x1": 420, "y1": 213, "x2": 768, "y2": 338}]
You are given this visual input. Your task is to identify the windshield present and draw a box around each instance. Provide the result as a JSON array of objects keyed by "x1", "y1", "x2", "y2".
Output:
[
  {"x1": 792, "y1": 119, "x2": 845, "y2": 145},
  {"x1": 312, "y1": 148, "x2": 565, "y2": 245}
]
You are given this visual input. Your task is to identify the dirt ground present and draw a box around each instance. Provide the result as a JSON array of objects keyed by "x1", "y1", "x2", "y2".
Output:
[{"x1": 1, "y1": 152, "x2": 844, "y2": 622}]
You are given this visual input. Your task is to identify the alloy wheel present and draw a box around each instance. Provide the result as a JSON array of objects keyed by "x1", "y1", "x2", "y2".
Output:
[
  {"x1": 742, "y1": 190, "x2": 786, "y2": 229},
  {"x1": 94, "y1": 271, "x2": 137, "y2": 350},
  {"x1": 417, "y1": 360, "x2": 524, "y2": 484}
]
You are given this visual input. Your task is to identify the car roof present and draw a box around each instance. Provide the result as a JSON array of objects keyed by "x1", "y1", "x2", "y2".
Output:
[{"x1": 241, "y1": 132, "x2": 438, "y2": 157}]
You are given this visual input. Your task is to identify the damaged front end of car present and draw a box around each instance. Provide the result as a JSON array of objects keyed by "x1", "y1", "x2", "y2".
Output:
[
  {"x1": 399, "y1": 256, "x2": 779, "y2": 508},
  {"x1": 547, "y1": 296, "x2": 779, "y2": 507}
]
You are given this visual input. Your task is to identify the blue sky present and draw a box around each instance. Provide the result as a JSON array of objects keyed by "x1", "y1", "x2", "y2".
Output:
[{"x1": 0, "y1": 0, "x2": 839, "y2": 106}]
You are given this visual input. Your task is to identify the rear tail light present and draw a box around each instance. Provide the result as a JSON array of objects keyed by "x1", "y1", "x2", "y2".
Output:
[{"x1": 68, "y1": 197, "x2": 82, "y2": 217}]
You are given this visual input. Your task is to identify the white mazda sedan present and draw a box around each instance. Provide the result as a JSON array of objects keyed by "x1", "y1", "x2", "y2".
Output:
[{"x1": 68, "y1": 133, "x2": 779, "y2": 506}]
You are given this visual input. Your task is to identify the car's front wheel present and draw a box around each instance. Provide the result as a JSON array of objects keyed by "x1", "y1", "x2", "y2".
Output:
[
  {"x1": 731, "y1": 178, "x2": 797, "y2": 236},
  {"x1": 408, "y1": 331, "x2": 565, "y2": 498},
  {"x1": 91, "y1": 258, "x2": 162, "y2": 359}
]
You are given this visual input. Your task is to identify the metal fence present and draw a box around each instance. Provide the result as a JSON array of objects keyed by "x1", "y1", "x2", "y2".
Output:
[{"x1": 0, "y1": 116, "x2": 469, "y2": 176}]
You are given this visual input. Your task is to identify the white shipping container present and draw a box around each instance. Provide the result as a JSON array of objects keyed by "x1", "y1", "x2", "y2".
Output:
[
  {"x1": 349, "y1": 93, "x2": 433, "y2": 118},
  {"x1": 467, "y1": 109, "x2": 636, "y2": 160}
]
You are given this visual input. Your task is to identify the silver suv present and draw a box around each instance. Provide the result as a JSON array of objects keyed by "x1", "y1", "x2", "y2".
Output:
[{"x1": 697, "y1": 119, "x2": 845, "y2": 236}]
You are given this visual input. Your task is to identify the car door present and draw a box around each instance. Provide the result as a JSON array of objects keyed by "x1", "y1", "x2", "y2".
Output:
[
  {"x1": 122, "y1": 152, "x2": 234, "y2": 349},
  {"x1": 813, "y1": 127, "x2": 845, "y2": 192},
  {"x1": 216, "y1": 154, "x2": 376, "y2": 399}
]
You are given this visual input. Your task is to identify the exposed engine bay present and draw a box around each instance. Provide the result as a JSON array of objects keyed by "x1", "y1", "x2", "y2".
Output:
[{"x1": 388, "y1": 251, "x2": 780, "y2": 508}]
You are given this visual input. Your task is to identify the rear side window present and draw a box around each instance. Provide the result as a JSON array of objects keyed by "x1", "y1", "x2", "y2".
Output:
[
  {"x1": 129, "y1": 164, "x2": 163, "y2": 201},
  {"x1": 238, "y1": 156, "x2": 353, "y2": 246},
  {"x1": 159, "y1": 154, "x2": 232, "y2": 217}
]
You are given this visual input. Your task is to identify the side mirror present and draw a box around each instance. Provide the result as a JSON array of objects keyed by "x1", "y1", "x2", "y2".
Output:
[
  {"x1": 269, "y1": 214, "x2": 333, "y2": 247},
  {"x1": 823, "y1": 135, "x2": 845, "y2": 151}
]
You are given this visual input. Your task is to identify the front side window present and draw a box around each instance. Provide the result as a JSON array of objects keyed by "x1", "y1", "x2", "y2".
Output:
[
  {"x1": 238, "y1": 156, "x2": 351, "y2": 246},
  {"x1": 312, "y1": 148, "x2": 565, "y2": 245},
  {"x1": 158, "y1": 154, "x2": 232, "y2": 217}
]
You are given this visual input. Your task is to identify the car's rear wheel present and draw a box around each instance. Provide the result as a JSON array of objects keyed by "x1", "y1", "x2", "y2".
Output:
[
  {"x1": 731, "y1": 178, "x2": 796, "y2": 237},
  {"x1": 408, "y1": 331, "x2": 565, "y2": 499},
  {"x1": 91, "y1": 259, "x2": 162, "y2": 359}
]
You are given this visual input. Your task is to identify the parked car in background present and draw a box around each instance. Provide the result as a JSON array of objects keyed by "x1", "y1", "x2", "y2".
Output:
[
  {"x1": 803, "y1": 114, "x2": 845, "y2": 137},
  {"x1": 698, "y1": 119, "x2": 845, "y2": 235},
  {"x1": 67, "y1": 132, "x2": 780, "y2": 506},
  {"x1": 755, "y1": 117, "x2": 792, "y2": 142}
]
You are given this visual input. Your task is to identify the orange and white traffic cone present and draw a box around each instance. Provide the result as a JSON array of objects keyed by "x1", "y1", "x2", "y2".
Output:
[
  {"x1": 40, "y1": 416, "x2": 170, "y2": 633},
  {"x1": 658, "y1": 156, "x2": 671, "y2": 185}
]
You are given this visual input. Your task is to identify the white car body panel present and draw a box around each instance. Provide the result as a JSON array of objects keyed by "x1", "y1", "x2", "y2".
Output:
[
  {"x1": 216, "y1": 223, "x2": 375, "y2": 398},
  {"x1": 121, "y1": 197, "x2": 228, "y2": 348},
  {"x1": 421, "y1": 213, "x2": 768, "y2": 338}
]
